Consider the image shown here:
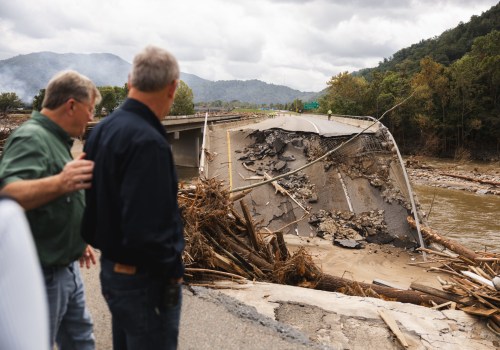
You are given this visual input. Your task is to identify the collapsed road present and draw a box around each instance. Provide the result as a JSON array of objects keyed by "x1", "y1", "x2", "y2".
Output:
[{"x1": 205, "y1": 113, "x2": 422, "y2": 249}]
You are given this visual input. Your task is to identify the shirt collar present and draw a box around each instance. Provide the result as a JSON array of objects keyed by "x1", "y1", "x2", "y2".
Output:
[
  {"x1": 31, "y1": 110, "x2": 74, "y2": 148},
  {"x1": 120, "y1": 98, "x2": 167, "y2": 138}
]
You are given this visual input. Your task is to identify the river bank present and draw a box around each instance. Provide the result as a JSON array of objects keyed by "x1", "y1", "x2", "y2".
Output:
[
  {"x1": 405, "y1": 156, "x2": 500, "y2": 253},
  {"x1": 406, "y1": 156, "x2": 500, "y2": 196}
]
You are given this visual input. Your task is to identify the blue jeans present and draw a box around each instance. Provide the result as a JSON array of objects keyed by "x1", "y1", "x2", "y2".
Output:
[
  {"x1": 100, "y1": 258, "x2": 182, "y2": 350},
  {"x1": 42, "y1": 261, "x2": 95, "y2": 350}
]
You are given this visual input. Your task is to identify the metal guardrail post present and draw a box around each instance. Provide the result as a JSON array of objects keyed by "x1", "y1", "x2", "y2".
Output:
[{"x1": 199, "y1": 112, "x2": 209, "y2": 176}]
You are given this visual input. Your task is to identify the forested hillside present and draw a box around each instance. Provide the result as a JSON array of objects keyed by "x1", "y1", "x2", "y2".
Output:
[
  {"x1": 321, "y1": 3, "x2": 500, "y2": 160},
  {"x1": 358, "y1": 3, "x2": 500, "y2": 77}
]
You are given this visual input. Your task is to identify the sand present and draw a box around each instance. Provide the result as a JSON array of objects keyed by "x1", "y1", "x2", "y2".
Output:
[{"x1": 285, "y1": 235, "x2": 447, "y2": 290}]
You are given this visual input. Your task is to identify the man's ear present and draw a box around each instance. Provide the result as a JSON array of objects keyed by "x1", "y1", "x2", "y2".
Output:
[
  {"x1": 167, "y1": 80, "x2": 179, "y2": 98},
  {"x1": 67, "y1": 98, "x2": 75, "y2": 112}
]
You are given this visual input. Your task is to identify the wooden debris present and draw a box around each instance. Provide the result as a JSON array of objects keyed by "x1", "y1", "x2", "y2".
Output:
[
  {"x1": 431, "y1": 301, "x2": 456, "y2": 310},
  {"x1": 179, "y1": 179, "x2": 499, "y2": 326},
  {"x1": 460, "y1": 306, "x2": 498, "y2": 317},
  {"x1": 408, "y1": 216, "x2": 479, "y2": 261},
  {"x1": 378, "y1": 309, "x2": 409, "y2": 348},
  {"x1": 317, "y1": 275, "x2": 447, "y2": 305},
  {"x1": 439, "y1": 172, "x2": 500, "y2": 187},
  {"x1": 263, "y1": 172, "x2": 308, "y2": 213},
  {"x1": 406, "y1": 216, "x2": 499, "y2": 325},
  {"x1": 240, "y1": 200, "x2": 260, "y2": 251},
  {"x1": 410, "y1": 283, "x2": 474, "y2": 306},
  {"x1": 373, "y1": 279, "x2": 406, "y2": 290}
]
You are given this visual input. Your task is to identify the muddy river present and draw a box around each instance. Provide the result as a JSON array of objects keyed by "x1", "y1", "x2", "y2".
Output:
[{"x1": 414, "y1": 184, "x2": 500, "y2": 253}]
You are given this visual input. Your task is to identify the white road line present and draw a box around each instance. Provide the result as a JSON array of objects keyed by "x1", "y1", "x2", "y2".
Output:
[
  {"x1": 337, "y1": 169, "x2": 353, "y2": 212},
  {"x1": 298, "y1": 116, "x2": 320, "y2": 134}
]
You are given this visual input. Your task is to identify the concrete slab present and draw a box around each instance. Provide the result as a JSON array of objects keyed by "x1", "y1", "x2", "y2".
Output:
[{"x1": 218, "y1": 281, "x2": 499, "y2": 350}]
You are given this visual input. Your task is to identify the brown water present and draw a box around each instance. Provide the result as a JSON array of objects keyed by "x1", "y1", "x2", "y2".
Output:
[{"x1": 414, "y1": 183, "x2": 500, "y2": 253}]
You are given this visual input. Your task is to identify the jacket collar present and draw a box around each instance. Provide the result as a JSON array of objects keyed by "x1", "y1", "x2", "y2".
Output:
[{"x1": 121, "y1": 98, "x2": 167, "y2": 138}]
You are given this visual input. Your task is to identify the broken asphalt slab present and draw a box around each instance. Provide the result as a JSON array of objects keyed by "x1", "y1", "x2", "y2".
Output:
[{"x1": 215, "y1": 281, "x2": 499, "y2": 350}]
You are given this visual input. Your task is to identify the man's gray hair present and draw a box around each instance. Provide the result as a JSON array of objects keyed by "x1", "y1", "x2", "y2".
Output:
[
  {"x1": 42, "y1": 70, "x2": 102, "y2": 109},
  {"x1": 129, "y1": 45, "x2": 179, "y2": 92}
]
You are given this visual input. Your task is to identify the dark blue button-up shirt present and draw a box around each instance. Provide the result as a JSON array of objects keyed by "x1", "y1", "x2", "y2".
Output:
[{"x1": 82, "y1": 98, "x2": 185, "y2": 278}]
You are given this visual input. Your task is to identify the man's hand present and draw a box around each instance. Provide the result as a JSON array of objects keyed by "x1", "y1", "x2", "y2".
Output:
[
  {"x1": 59, "y1": 153, "x2": 94, "y2": 192},
  {"x1": 79, "y1": 245, "x2": 97, "y2": 269},
  {"x1": 1, "y1": 153, "x2": 95, "y2": 210}
]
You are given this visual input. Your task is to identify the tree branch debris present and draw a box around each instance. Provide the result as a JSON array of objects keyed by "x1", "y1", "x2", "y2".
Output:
[{"x1": 178, "y1": 178, "x2": 499, "y2": 332}]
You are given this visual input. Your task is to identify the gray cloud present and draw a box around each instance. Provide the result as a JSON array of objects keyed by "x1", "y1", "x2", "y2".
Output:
[{"x1": 0, "y1": 0, "x2": 497, "y2": 92}]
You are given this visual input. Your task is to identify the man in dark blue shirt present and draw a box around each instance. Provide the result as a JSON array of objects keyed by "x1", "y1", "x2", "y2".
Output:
[{"x1": 82, "y1": 45, "x2": 185, "y2": 350}]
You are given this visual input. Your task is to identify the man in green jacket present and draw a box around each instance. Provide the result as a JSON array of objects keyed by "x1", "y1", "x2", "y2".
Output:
[{"x1": 0, "y1": 70, "x2": 101, "y2": 350}]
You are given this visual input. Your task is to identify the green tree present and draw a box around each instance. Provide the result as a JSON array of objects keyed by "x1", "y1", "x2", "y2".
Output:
[
  {"x1": 114, "y1": 84, "x2": 128, "y2": 106},
  {"x1": 469, "y1": 30, "x2": 500, "y2": 110},
  {"x1": 411, "y1": 57, "x2": 451, "y2": 153},
  {"x1": 376, "y1": 71, "x2": 414, "y2": 150},
  {"x1": 210, "y1": 100, "x2": 223, "y2": 108},
  {"x1": 322, "y1": 72, "x2": 369, "y2": 115},
  {"x1": 32, "y1": 89, "x2": 46, "y2": 111},
  {"x1": 96, "y1": 86, "x2": 118, "y2": 117},
  {"x1": 291, "y1": 99, "x2": 303, "y2": 112},
  {"x1": 448, "y1": 30, "x2": 500, "y2": 153},
  {"x1": 0, "y1": 92, "x2": 23, "y2": 113},
  {"x1": 450, "y1": 55, "x2": 482, "y2": 149},
  {"x1": 170, "y1": 80, "x2": 194, "y2": 116}
]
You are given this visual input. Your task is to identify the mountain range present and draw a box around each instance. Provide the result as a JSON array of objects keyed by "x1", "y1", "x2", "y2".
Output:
[
  {"x1": 0, "y1": 52, "x2": 319, "y2": 104},
  {"x1": 3, "y1": 2, "x2": 496, "y2": 106}
]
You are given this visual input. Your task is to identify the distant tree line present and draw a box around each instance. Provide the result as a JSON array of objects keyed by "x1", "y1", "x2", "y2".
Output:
[
  {"x1": 319, "y1": 29, "x2": 500, "y2": 160},
  {"x1": 0, "y1": 92, "x2": 24, "y2": 113},
  {"x1": 193, "y1": 99, "x2": 307, "y2": 113},
  {"x1": 4, "y1": 80, "x2": 196, "y2": 118}
]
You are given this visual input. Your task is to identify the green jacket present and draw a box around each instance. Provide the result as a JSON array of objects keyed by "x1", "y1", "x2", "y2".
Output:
[{"x1": 0, "y1": 111, "x2": 86, "y2": 266}]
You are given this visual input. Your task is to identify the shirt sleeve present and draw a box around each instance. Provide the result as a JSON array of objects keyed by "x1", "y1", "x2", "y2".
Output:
[
  {"x1": 0, "y1": 133, "x2": 50, "y2": 186},
  {"x1": 0, "y1": 199, "x2": 50, "y2": 350},
  {"x1": 119, "y1": 139, "x2": 184, "y2": 273}
]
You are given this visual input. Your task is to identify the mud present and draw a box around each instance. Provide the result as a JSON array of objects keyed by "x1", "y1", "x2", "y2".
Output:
[{"x1": 406, "y1": 156, "x2": 500, "y2": 196}]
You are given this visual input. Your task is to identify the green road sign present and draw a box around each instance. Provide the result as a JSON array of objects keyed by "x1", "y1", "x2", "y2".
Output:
[{"x1": 303, "y1": 101, "x2": 319, "y2": 110}]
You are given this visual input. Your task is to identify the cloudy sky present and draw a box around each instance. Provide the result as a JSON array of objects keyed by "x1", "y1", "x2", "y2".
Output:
[{"x1": 0, "y1": 0, "x2": 497, "y2": 92}]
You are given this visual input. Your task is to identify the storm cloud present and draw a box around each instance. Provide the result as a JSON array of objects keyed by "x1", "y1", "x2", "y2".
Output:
[{"x1": 0, "y1": 0, "x2": 497, "y2": 92}]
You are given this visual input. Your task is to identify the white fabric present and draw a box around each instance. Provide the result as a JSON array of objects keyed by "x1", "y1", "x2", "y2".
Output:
[{"x1": 0, "y1": 199, "x2": 49, "y2": 350}]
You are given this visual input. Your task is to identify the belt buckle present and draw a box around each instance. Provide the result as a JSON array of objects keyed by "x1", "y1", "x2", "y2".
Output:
[{"x1": 113, "y1": 263, "x2": 137, "y2": 275}]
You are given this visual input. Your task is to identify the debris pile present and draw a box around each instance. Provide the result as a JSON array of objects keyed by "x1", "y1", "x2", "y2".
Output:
[
  {"x1": 177, "y1": 179, "x2": 471, "y2": 309},
  {"x1": 241, "y1": 129, "x2": 412, "y2": 213},
  {"x1": 308, "y1": 209, "x2": 388, "y2": 248},
  {"x1": 407, "y1": 217, "x2": 500, "y2": 332},
  {"x1": 237, "y1": 129, "x2": 317, "y2": 209},
  {"x1": 317, "y1": 132, "x2": 410, "y2": 207},
  {"x1": 178, "y1": 177, "x2": 321, "y2": 286}
]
